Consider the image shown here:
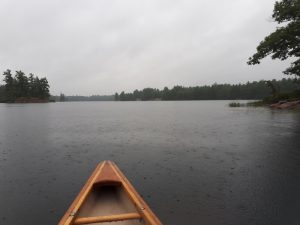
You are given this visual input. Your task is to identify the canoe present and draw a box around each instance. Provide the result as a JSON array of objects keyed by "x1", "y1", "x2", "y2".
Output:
[{"x1": 58, "y1": 160, "x2": 163, "y2": 225}]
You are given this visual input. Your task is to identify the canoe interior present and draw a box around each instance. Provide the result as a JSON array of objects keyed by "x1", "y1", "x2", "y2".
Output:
[
  {"x1": 77, "y1": 184, "x2": 148, "y2": 225},
  {"x1": 58, "y1": 161, "x2": 162, "y2": 225}
]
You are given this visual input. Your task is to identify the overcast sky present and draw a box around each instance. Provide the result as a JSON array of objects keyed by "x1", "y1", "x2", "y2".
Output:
[{"x1": 0, "y1": 0, "x2": 291, "y2": 95}]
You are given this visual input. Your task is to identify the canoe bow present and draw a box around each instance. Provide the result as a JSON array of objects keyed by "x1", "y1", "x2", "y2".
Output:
[{"x1": 58, "y1": 160, "x2": 163, "y2": 225}]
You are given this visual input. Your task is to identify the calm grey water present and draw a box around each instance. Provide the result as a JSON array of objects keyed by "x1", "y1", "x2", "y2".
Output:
[{"x1": 0, "y1": 101, "x2": 300, "y2": 225}]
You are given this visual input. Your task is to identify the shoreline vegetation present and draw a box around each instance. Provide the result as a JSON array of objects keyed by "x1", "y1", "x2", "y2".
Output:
[
  {"x1": 0, "y1": 69, "x2": 50, "y2": 103},
  {"x1": 57, "y1": 78, "x2": 300, "y2": 110},
  {"x1": 243, "y1": 0, "x2": 300, "y2": 110},
  {"x1": 113, "y1": 79, "x2": 299, "y2": 101},
  {"x1": 229, "y1": 89, "x2": 300, "y2": 110},
  {"x1": 1, "y1": 69, "x2": 299, "y2": 110},
  {"x1": 56, "y1": 78, "x2": 300, "y2": 102},
  {"x1": 229, "y1": 99, "x2": 300, "y2": 110}
]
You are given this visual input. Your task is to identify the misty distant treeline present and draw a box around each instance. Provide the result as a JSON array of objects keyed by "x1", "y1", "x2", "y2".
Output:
[
  {"x1": 115, "y1": 78, "x2": 300, "y2": 101},
  {"x1": 66, "y1": 95, "x2": 114, "y2": 101},
  {"x1": 0, "y1": 69, "x2": 50, "y2": 102},
  {"x1": 54, "y1": 94, "x2": 114, "y2": 102}
]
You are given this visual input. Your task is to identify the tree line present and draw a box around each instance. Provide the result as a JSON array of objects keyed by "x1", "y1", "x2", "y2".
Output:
[
  {"x1": 115, "y1": 78, "x2": 300, "y2": 101},
  {"x1": 0, "y1": 69, "x2": 50, "y2": 102},
  {"x1": 53, "y1": 94, "x2": 114, "y2": 102}
]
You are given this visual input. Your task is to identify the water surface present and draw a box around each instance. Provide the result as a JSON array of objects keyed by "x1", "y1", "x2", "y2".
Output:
[{"x1": 0, "y1": 101, "x2": 299, "y2": 225}]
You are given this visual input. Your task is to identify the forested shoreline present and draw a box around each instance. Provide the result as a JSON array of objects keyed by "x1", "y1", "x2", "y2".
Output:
[
  {"x1": 1, "y1": 71, "x2": 299, "y2": 103},
  {"x1": 115, "y1": 78, "x2": 300, "y2": 101},
  {"x1": 0, "y1": 69, "x2": 50, "y2": 103}
]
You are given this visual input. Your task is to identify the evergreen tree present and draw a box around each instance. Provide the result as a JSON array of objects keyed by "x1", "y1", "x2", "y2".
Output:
[
  {"x1": 1, "y1": 69, "x2": 50, "y2": 102},
  {"x1": 15, "y1": 70, "x2": 29, "y2": 98},
  {"x1": 28, "y1": 73, "x2": 35, "y2": 97},
  {"x1": 39, "y1": 77, "x2": 50, "y2": 98},
  {"x1": 2, "y1": 69, "x2": 14, "y2": 101},
  {"x1": 59, "y1": 93, "x2": 66, "y2": 102},
  {"x1": 114, "y1": 92, "x2": 119, "y2": 101}
]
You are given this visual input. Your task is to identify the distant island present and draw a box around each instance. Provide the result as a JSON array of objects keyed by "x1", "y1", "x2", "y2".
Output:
[{"x1": 0, "y1": 69, "x2": 50, "y2": 103}]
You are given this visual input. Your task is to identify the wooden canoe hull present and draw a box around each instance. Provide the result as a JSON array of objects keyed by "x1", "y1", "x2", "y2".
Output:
[{"x1": 58, "y1": 161, "x2": 163, "y2": 225}]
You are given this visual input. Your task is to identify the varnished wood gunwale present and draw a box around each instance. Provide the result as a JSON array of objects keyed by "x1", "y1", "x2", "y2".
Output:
[
  {"x1": 73, "y1": 213, "x2": 142, "y2": 224},
  {"x1": 58, "y1": 160, "x2": 163, "y2": 225},
  {"x1": 109, "y1": 161, "x2": 163, "y2": 225},
  {"x1": 58, "y1": 163, "x2": 106, "y2": 225}
]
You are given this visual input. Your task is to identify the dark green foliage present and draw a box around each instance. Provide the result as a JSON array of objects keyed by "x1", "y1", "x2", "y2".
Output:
[
  {"x1": 15, "y1": 71, "x2": 29, "y2": 98},
  {"x1": 229, "y1": 102, "x2": 240, "y2": 107},
  {"x1": 265, "y1": 80, "x2": 278, "y2": 97},
  {"x1": 246, "y1": 101, "x2": 267, "y2": 107},
  {"x1": 1, "y1": 69, "x2": 50, "y2": 102},
  {"x1": 0, "y1": 85, "x2": 5, "y2": 102},
  {"x1": 263, "y1": 89, "x2": 300, "y2": 103},
  {"x1": 229, "y1": 102, "x2": 246, "y2": 107},
  {"x1": 248, "y1": 0, "x2": 300, "y2": 77},
  {"x1": 59, "y1": 93, "x2": 66, "y2": 102},
  {"x1": 37, "y1": 77, "x2": 50, "y2": 99},
  {"x1": 3, "y1": 69, "x2": 15, "y2": 101},
  {"x1": 114, "y1": 93, "x2": 119, "y2": 101},
  {"x1": 115, "y1": 78, "x2": 300, "y2": 101}
]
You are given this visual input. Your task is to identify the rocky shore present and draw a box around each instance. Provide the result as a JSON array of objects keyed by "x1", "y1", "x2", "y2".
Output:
[
  {"x1": 14, "y1": 97, "x2": 49, "y2": 103},
  {"x1": 270, "y1": 100, "x2": 300, "y2": 110}
]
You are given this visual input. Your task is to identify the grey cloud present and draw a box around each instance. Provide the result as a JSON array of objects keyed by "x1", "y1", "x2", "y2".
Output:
[{"x1": 0, "y1": 0, "x2": 290, "y2": 95}]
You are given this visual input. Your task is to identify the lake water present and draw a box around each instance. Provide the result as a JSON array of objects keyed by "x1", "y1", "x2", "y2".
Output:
[{"x1": 0, "y1": 101, "x2": 299, "y2": 225}]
